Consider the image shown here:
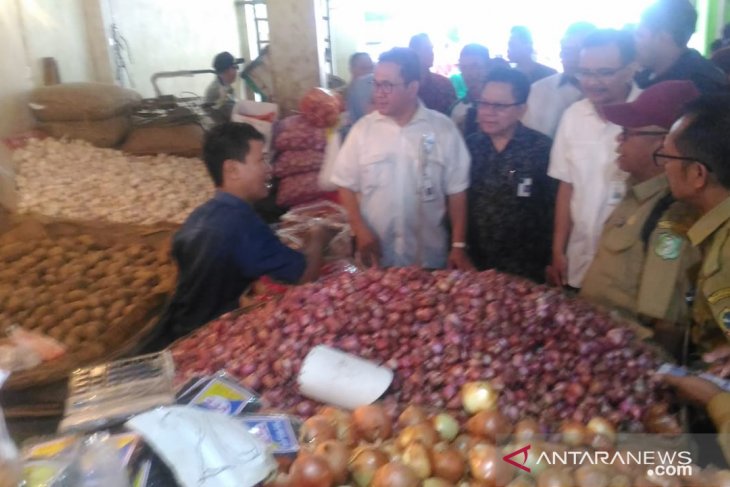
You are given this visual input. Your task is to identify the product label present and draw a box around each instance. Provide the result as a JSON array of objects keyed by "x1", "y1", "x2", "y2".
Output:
[
  {"x1": 241, "y1": 415, "x2": 299, "y2": 454},
  {"x1": 191, "y1": 379, "x2": 256, "y2": 415}
]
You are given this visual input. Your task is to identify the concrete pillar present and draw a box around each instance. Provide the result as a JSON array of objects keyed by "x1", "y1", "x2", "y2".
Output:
[
  {"x1": 81, "y1": 0, "x2": 115, "y2": 84},
  {"x1": 267, "y1": 0, "x2": 326, "y2": 114}
]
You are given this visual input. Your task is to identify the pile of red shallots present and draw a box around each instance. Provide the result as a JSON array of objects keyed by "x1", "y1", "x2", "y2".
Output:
[{"x1": 170, "y1": 267, "x2": 677, "y2": 433}]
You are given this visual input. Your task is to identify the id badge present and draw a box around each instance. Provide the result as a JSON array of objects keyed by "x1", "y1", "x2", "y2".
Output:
[
  {"x1": 517, "y1": 178, "x2": 532, "y2": 198},
  {"x1": 422, "y1": 175, "x2": 436, "y2": 202},
  {"x1": 608, "y1": 180, "x2": 625, "y2": 205}
]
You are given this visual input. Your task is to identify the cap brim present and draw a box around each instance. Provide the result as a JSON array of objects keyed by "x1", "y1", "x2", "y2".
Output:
[{"x1": 603, "y1": 104, "x2": 652, "y2": 128}]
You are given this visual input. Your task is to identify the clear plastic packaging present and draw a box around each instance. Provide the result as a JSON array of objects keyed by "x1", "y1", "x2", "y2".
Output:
[
  {"x1": 74, "y1": 433, "x2": 130, "y2": 487},
  {"x1": 0, "y1": 371, "x2": 21, "y2": 487},
  {"x1": 60, "y1": 352, "x2": 175, "y2": 433}
]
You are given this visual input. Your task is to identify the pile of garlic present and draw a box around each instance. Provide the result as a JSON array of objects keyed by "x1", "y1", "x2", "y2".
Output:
[{"x1": 13, "y1": 138, "x2": 213, "y2": 225}]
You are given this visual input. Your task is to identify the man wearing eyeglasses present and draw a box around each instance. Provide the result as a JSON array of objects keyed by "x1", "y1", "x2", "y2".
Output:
[
  {"x1": 547, "y1": 29, "x2": 641, "y2": 290},
  {"x1": 658, "y1": 95, "x2": 730, "y2": 352},
  {"x1": 331, "y1": 47, "x2": 472, "y2": 271},
  {"x1": 466, "y1": 68, "x2": 555, "y2": 282},
  {"x1": 580, "y1": 81, "x2": 700, "y2": 353}
]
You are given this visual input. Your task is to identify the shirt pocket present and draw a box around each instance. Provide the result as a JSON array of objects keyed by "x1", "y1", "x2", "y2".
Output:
[
  {"x1": 360, "y1": 155, "x2": 390, "y2": 196},
  {"x1": 602, "y1": 224, "x2": 638, "y2": 255}
]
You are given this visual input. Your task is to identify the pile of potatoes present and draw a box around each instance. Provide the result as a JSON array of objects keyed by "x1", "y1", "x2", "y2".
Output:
[
  {"x1": 0, "y1": 234, "x2": 173, "y2": 356},
  {"x1": 13, "y1": 137, "x2": 213, "y2": 225}
]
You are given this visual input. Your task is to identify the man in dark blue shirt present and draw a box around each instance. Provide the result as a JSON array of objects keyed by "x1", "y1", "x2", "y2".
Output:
[
  {"x1": 158, "y1": 122, "x2": 330, "y2": 342},
  {"x1": 466, "y1": 68, "x2": 556, "y2": 283}
]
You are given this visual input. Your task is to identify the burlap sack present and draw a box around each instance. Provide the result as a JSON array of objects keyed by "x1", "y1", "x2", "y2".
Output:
[
  {"x1": 39, "y1": 116, "x2": 132, "y2": 148},
  {"x1": 29, "y1": 83, "x2": 142, "y2": 122},
  {"x1": 120, "y1": 124, "x2": 204, "y2": 158}
]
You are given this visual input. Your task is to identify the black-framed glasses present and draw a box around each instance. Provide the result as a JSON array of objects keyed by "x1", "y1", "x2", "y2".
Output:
[
  {"x1": 575, "y1": 65, "x2": 627, "y2": 82},
  {"x1": 370, "y1": 80, "x2": 406, "y2": 94},
  {"x1": 652, "y1": 147, "x2": 710, "y2": 171},
  {"x1": 476, "y1": 100, "x2": 525, "y2": 112},
  {"x1": 620, "y1": 128, "x2": 668, "y2": 139}
]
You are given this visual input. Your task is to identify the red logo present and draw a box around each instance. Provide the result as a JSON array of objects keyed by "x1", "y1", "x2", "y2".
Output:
[{"x1": 503, "y1": 444, "x2": 531, "y2": 472}]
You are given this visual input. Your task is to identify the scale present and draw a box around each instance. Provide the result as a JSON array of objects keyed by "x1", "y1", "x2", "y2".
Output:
[{"x1": 59, "y1": 351, "x2": 175, "y2": 433}]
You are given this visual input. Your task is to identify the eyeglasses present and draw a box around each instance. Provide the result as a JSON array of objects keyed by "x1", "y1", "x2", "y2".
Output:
[
  {"x1": 477, "y1": 100, "x2": 525, "y2": 112},
  {"x1": 619, "y1": 128, "x2": 668, "y2": 140},
  {"x1": 575, "y1": 66, "x2": 627, "y2": 82},
  {"x1": 652, "y1": 147, "x2": 710, "y2": 171},
  {"x1": 370, "y1": 80, "x2": 406, "y2": 94}
]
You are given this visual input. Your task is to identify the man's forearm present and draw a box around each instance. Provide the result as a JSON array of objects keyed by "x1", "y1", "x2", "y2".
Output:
[
  {"x1": 338, "y1": 187, "x2": 366, "y2": 230},
  {"x1": 447, "y1": 191, "x2": 468, "y2": 244},
  {"x1": 553, "y1": 181, "x2": 573, "y2": 257}
]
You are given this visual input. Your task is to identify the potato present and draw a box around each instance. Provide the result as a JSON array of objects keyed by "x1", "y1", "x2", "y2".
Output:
[
  {"x1": 70, "y1": 308, "x2": 90, "y2": 323},
  {"x1": 89, "y1": 307, "x2": 105, "y2": 320},
  {"x1": 5, "y1": 296, "x2": 22, "y2": 313},
  {"x1": 47, "y1": 326, "x2": 64, "y2": 340},
  {"x1": 39, "y1": 315, "x2": 56, "y2": 330}
]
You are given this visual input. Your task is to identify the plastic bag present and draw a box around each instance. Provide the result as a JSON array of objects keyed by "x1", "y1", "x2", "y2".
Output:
[
  {"x1": 272, "y1": 150, "x2": 324, "y2": 178},
  {"x1": 0, "y1": 371, "x2": 21, "y2": 487},
  {"x1": 9, "y1": 326, "x2": 66, "y2": 361},
  {"x1": 74, "y1": 433, "x2": 130, "y2": 487},
  {"x1": 275, "y1": 171, "x2": 325, "y2": 208}
]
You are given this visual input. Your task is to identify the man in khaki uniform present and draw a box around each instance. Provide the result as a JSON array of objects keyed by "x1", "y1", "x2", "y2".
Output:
[
  {"x1": 658, "y1": 94, "x2": 730, "y2": 352},
  {"x1": 581, "y1": 81, "x2": 701, "y2": 338}
]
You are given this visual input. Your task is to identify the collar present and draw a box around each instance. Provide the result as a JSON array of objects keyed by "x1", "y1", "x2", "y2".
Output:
[
  {"x1": 559, "y1": 73, "x2": 578, "y2": 87},
  {"x1": 580, "y1": 83, "x2": 642, "y2": 118},
  {"x1": 688, "y1": 196, "x2": 730, "y2": 246},
  {"x1": 213, "y1": 190, "x2": 252, "y2": 210},
  {"x1": 631, "y1": 174, "x2": 669, "y2": 202}
]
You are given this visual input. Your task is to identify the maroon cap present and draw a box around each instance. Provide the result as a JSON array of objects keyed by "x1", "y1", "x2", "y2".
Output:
[{"x1": 603, "y1": 80, "x2": 700, "y2": 130}]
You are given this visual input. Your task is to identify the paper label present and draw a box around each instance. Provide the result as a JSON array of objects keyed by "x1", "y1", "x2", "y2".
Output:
[
  {"x1": 191, "y1": 379, "x2": 255, "y2": 415},
  {"x1": 241, "y1": 415, "x2": 299, "y2": 454}
]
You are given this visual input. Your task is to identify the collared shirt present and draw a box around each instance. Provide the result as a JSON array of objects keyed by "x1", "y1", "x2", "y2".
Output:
[
  {"x1": 331, "y1": 102, "x2": 470, "y2": 269},
  {"x1": 581, "y1": 175, "x2": 699, "y2": 323},
  {"x1": 203, "y1": 78, "x2": 236, "y2": 123},
  {"x1": 522, "y1": 73, "x2": 583, "y2": 138},
  {"x1": 159, "y1": 191, "x2": 306, "y2": 339},
  {"x1": 419, "y1": 72, "x2": 458, "y2": 115},
  {"x1": 636, "y1": 49, "x2": 728, "y2": 94},
  {"x1": 449, "y1": 98, "x2": 480, "y2": 139},
  {"x1": 688, "y1": 196, "x2": 730, "y2": 347},
  {"x1": 707, "y1": 392, "x2": 730, "y2": 465},
  {"x1": 466, "y1": 124, "x2": 555, "y2": 282},
  {"x1": 548, "y1": 84, "x2": 641, "y2": 288},
  {"x1": 522, "y1": 62, "x2": 558, "y2": 84}
]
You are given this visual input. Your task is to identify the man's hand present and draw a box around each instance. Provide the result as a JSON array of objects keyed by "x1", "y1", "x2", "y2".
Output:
[
  {"x1": 448, "y1": 247, "x2": 475, "y2": 271},
  {"x1": 547, "y1": 253, "x2": 568, "y2": 287},
  {"x1": 661, "y1": 374, "x2": 722, "y2": 407},
  {"x1": 353, "y1": 223, "x2": 381, "y2": 268},
  {"x1": 705, "y1": 345, "x2": 730, "y2": 378}
]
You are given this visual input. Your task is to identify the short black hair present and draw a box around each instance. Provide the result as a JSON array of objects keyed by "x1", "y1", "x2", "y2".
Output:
[
  {"x1": 349, "y1": 52, "x2": 371, "y2": 69},
  {"x1": 378, "y1": 47, "x2": 421, "y2": 85},
  {"x1": 202, "y1": 122, "x2": 264, "y2": 187},
  {"x1": 484, "y1": 68, "x2": 530, "y2": 104},
  {"x1": 510, "y1": 26, "x2": 533, "y2": 46},
  {"x1": 674, "y1": 95, "x2": 730, "y2": 189},
  {"x1": 640, "y1": 0, "x2": 697, "y2": 47},
  {"x1": 408, "y1": 33, "x2": 430, "y2": 50},
  {"x1": 582, "y1": 28, "x2": 636, "y2": 66},
  {"x1": 460, "y1": 43, "x2": 490, "y2": 64},
  {"x1": 563, "y1": 21, "x2": 597, "y2": 40}
]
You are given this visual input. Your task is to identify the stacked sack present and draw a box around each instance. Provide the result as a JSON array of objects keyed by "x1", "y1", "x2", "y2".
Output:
[
  {"x1": 273, "y1": 88, "x2": 342, "y2": 208},
  {"x1": 29, "y1": 83, "x2": 142, "y2": 148}
]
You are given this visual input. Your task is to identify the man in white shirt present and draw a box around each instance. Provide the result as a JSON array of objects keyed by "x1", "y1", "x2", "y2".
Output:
[
  {"x1": 547, "y1": 29, "x2": 641, "y2": 289},
  {"x1": 522, "y1": 22, "x2": 597, "y2": 138},
  {"x1": 331, "y1": 47, "x2": 472, "y2": 270}
]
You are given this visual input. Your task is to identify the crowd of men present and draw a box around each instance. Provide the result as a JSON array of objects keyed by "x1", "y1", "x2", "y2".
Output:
[
  {"x1": 160, "y1": 0, "x2": 730, "y2": 460},
  {"x1": 329, "y1": 0, "x2": 730, "y2": 455}
]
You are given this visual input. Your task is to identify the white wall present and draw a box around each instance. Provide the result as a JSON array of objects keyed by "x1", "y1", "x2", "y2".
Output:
[
  {"x1": 0, "y1": 0, "x2": 96, "y2": 210},
  {"x1": 106, "y1": 0, "x2": 241, "y2": 98}
]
